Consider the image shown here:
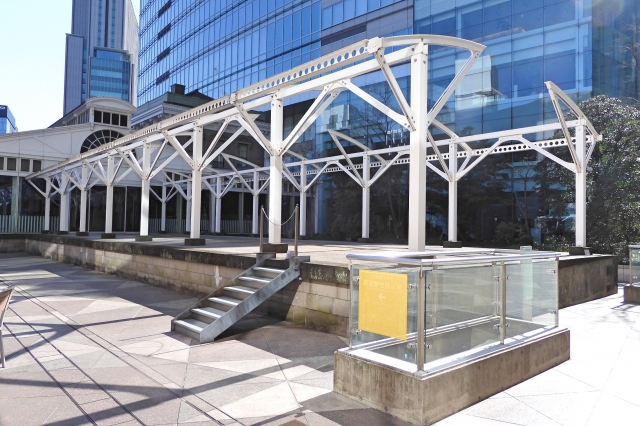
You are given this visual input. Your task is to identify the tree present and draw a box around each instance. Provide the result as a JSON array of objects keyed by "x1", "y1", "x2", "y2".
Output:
[{"x1": 536, "y1": 95, "x2": 640, "y2": 261}]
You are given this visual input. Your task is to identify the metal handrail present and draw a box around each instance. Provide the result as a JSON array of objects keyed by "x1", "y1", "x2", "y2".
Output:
[
  {"x1": 259, "y1": 204, "x2": 300, "y2": 257},
  {"x1": 347, "y1": 250, "x2": 559, "y2": 266}
]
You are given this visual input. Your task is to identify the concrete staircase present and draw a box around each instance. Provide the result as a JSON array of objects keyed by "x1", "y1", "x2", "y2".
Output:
[{"x1": 172, "y1": 253, "x2": 309, "y2": 343}]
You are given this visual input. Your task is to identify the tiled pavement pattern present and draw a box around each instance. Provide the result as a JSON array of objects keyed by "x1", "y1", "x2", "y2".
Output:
[{"x1": 0, "y1": 253, "x2": 639, "y2": 425}]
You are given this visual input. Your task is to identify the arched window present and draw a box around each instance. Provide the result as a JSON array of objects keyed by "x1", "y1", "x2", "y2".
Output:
[{"x1": 80, "y1": 130, "x2": 124, "y2": 153}]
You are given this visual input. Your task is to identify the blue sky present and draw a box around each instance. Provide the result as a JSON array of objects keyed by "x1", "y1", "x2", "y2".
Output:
[{"x1": 0, "y1": 1, "x2": 139, "y2": 132}]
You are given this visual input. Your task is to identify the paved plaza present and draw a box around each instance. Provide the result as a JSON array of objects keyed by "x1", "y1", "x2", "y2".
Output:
[{"x1": 0, "y1": 252, "x2": 639, "y2": 425}]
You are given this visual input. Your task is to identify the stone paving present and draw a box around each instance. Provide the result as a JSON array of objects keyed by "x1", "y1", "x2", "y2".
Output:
[{"x1": 0, "y1": 252, "x2": 639, "y2": 425}]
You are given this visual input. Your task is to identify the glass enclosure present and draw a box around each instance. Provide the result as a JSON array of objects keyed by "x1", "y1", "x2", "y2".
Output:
[
  {"x1": 630, "y1": 245, "x2": 640, "y2": 286},
  {"x1": 347, "y1": 248, "x2": 559, "y2": 374}
]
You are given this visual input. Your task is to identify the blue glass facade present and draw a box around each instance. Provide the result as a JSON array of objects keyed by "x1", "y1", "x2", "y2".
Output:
[
  {"x1": 414, "y1": 0, "x2": 640, "y2": 137},
  {"x1": 89, "y1": 49, "x2": 132, "y2": 101},
  {"x1": 0, "y1": 106, "x2": 17, "y2": 134},
  {"x1": 138, "y1": 0, "x2": 324, "y2": 104}
]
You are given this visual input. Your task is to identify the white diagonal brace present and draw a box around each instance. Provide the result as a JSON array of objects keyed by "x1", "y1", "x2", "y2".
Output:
[
  {"x1": 329, "y1": 130, "x2": 364, "y2": 186},
  {"x1": 370, "y1": 43, "x2": 416, "y2": 131},
  {"x1": 150, "y1": 138, "x2": 194, "y2": 178},
  {"x1": 456, "y1": 139, "x2": 505, "y2": 180},
  {"x1": 515, "y1": 136, "x2": 576, "y2": 172},
  {"x1": 222, "y1": 154, "x2": 259, "y2": 193},
  {"x1": 62, "y1": 170, "x2": 82, "y2": 190},
  {"x1": 83, "y1": 160, "x2": 107, "y2": 184},
  {"x1": 200, "y1": 125, "x2": 246, "y2": 171},
  {"x1": 114, "y1": 166, "x2": 134, "y2": 184},
  {"x1": 369, "y1": 152, "x2": 407, "y2": 186},
  {"x1": 163, "y1": 131, "x2": 194, "y2": 168},
  {"x1": 201, "y1": 119, "x2": 230, "y2": 168},
  {"x1": 427, "y1": 161, "x2": 449, "y2": 180},
  {"x1": 148, "y1": 139, "x2": 169, "y2": 177},
  {"x1": 280, "y1": 85, "x2": 343, "y2": 154},
  {"x1": 116, "y1": 148, "x2": 144, "y2": 178},
  {"x1": 282, "y1": 166, "x2": 301, "y2": 192},
  {"x1": 235, "y1": 107, "x2": 273, "y2": 155},
  {"x1": 427, "y1": 51, "x2": 482, "y2": 125},
  {"x1": 547, "y1": 87, "x2": 581, "y2": 172},
  {"x1": 344, "y1": 81, "x2": 411, "y2": 130},
  {"x1": 427, "y1": 130, "x2": 451, "y2": 179},
  {"x1": 27, "y1": 179, "x2": 47, "y2": 198}
]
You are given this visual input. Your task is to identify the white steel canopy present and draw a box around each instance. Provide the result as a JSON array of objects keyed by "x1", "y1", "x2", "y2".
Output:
[{"x1": 28, "y1": 35, "x2": 600, "y2": 249}]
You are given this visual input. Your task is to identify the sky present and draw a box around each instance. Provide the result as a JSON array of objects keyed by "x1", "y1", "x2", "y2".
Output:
[{"x1": 0, "y1": 0, "x2": 140, "y2": 132}]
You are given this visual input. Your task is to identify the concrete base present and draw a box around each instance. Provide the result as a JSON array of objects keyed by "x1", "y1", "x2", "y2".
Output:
[
  {"x1": 261, "y1": 243, "x2": 288, "y2": 253},
  {"x1": 569, "y1": 246, "x2": 593, "y2": 255},
  {"x1": 40, "y1": 230, "x2": 50, "y2": 234},
  {"x1": 75, "y1": 232, "x2": 89, "y2": 237},
  {"x1": 334, "y1": 328, "x2": 570, "y2": 426},
  {"x1": 184, "y1": 238, "x2": 206, "y2": 246},
  {"x1": 159, "y1": 230, "x2": 168, "y2": 234},
  {"x1": 135, "y1": 235, "x2": 153, "y2": 242},
  {"x1": 443, "y1": 241, "x2": 463, "y2": 248},
  {"x1": 357, "y1": 238, "x2": 373, "y2": 243},
  {"x1": 100, "y1": 233, "x2": 116, "y2": 239},
  {"x1": 56, "y1": 231, "x2": 69, "y2": 235},
  {"x1": 624, "y1": 285, "x2": 640, "y2": 304}
]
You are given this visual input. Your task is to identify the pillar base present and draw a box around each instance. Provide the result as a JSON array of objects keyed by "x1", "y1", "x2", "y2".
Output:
[
  {"x1": 56, "y1": 231, "x2": 69, "y2": 235},
  {"x1": 443, "y1": 241, "x2": 463, "y2": 248},
  {"x1": 358, "y1": 238, "x2": 373, "y2": 243},
  {"x1": 569, "y1": 246, "x2": 593, "y2": 256},
  {"x1": 41, "y1": 230, "x2": 50, "y2": 234},
  {"x1": 75, "y1": 232, "x2": 89, "y2": 237},
  {"x1": 101, "y1": 233, "x2": 116, "y2": 239},
  {"x1": 185, "y1": 238, "x2": 206, "y2": 246},
  {"x1": 159, "y1": 230, "x2": 168, "y2": 234},
  {"x1": 135, "y1": 235, "x2": 153, "y2": 242}
]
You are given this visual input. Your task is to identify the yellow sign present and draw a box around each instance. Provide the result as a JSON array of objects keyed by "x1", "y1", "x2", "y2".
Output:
[{"x1": 358, "y1": 270, "x2": 408, "y2": 340}]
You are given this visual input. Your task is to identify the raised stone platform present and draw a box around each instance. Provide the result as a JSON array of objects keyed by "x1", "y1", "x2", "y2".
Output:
[
  {"x1": 334, "y1": 328, "x2": 570, "y2": 425},
  {"x1": 0, "y1": 233, "x2": 618, "y2": 336},
  {"x1": 624, "y1": 285, "x2": 640, "y2": 304}
]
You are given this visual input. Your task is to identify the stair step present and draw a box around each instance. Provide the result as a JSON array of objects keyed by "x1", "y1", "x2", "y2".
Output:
[
  {"x1": 225, "y1": 285, "x2": 258, "y2": 295},
  {"x1": 174, "y1": 318, "x2": 208, "y2": 333},
  {"x1": 192, "y1": 307, "x2": 225, "y2": 320},
  {"x1": 253, "y1": 266, "x2": 285, "y2": 275},
  {"x1": 238, "y1": 276, "x2": 271, "y2": 285},
  {"x1": 208, "y1": 295, "x2": 243, "y2": 307}
]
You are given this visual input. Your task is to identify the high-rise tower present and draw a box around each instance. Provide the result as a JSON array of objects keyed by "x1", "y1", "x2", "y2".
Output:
[{"x1": 63, "y1": 0, "x2": 139, "y2": 114}]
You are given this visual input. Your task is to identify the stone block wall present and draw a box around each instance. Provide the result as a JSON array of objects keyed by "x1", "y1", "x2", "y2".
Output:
[
  {"x1": 0, "y1": 237, "x2": 25, "y2": 253},
  {"x1": 558, "y1": 254, "x2": 618, "y2": 309},
  {"x1": 18, "y1": 234, "x2": 351, "y2": 337}
]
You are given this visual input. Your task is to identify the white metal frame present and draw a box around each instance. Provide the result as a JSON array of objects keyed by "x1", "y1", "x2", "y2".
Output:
[{"x1": 27, "y1": 35, "x2": 600, "y2": 249}]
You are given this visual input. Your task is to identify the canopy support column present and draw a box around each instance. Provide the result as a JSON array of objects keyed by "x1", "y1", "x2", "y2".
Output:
[
  {"x1": 160, "y1": 184, "x2": 167, "y2": 233},
  {"x1": 408, "y1": 45, "x2": 428, "y2": 251},
  {"x1": 269, "y1": 98, "x2": 283, "y2": 244},
  {"x1": 185, "y1": 180, "x2": 192, "y2": 233},
  {"x1": 43, "y1": 179, "x2": 51, "y2": 234},
  {"x1": 77, "y1": 165, "x2": 89, "y2": 236},
  {"x1": 448, "y1": 142, "x2": 458, "y2": 243},
  {"x1": 102, "y1": 156, "x2": 116, "y2": 238},
  {"x1": 187, "y1": 126, "x2": 204, "y2": 245},
  {"x1": 215, "y1": 177, "x2": 222, "y2": 234},
  {"x1": 575, "y1": 124, "x2": 587, "y2": 248},
  {"x1": 137, "y1": 142, "x2": 152, "y2": 241},
  {"x1": 59, "y1": 174, "x2": 69, "y2": 234},
  {"x1": 300, "y1": 163, "x2": 307, "y2": 237},
  {"x1": 252, "y1": 171, "x2": 259, "y2": 235},
  {"x1": 362, "y1": 154, "x2": 370, "y2": 241}
]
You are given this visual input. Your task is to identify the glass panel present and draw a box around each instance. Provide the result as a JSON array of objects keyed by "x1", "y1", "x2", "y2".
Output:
[
  {"x1": 350, "y1": 264, "x2": 419, "y2": 365},
  {"x1": 505, "y1": 258, "x2": 558, "y2": 338},
  {"x1": 424, "y1": 263, "x2": 500, "y2": 364},
  {"x1": 631, "y1": 247, "x2": 640, "y2": 285}
]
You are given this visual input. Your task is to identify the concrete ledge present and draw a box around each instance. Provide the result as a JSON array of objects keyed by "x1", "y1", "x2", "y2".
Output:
[
  {"x1": 334, "y1": 328, "x2": 570, "y2": 425},
  {"x1": 159, "y1": 230, "x2": 168, "y2": 234},
  {"x1": 569, "y1": 246, "x2": 593, "y2": 256},
  {"x1": 624, "y1": 285, "x2": 640, "y2": 304},
  {"x1": 40, "y1": 230, "x2": 50, "y2": 234},
  {"x1": 135, "y1": 235, "x2": 153, "y2": 242},
  {"x1": 261, "y1": 243, "x2": 288, "y2": 253},
  {"x1": 75, "y1": 232, "x2": 89, "y2": 237},
  {"x1": 558, "y1": 254, "x2": 617, "y2": 308},
  {"x1": 56, "y1": 231, "x2": 69, "y2": 235},
  {"x1": 184, "y1": 238, "x2": 206, "y2": 246},
  {"x1": 100, "y1": 233, "x2": 116, "y2": 239},
  {"x1": 443, "y1": 241, "x2": 463, "y2": 248}
]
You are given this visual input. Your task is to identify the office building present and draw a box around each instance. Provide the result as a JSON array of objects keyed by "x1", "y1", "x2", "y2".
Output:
[
  {"x1": 0, "y1": 106, "x2": 17, "y2": 134},
  {"x1": 63, "y1": 0, "x2": 139, "y2": 114}
]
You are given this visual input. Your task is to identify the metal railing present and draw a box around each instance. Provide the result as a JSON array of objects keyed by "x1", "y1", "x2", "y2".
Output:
[
  {"x1": 0, "y1": 215, "x2": 60, "y2": 234},
  {"x1": 259, "y1": 205, "x2": 299, "y2": 257}
]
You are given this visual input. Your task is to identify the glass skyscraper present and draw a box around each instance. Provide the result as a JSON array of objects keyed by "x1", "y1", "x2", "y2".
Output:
[
  {"x1": 64, "y1": 0, "x2": 139, "y2": 114},
  {"x1": 0, "y1": 106, "x2": 17, "y2": 134}
]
